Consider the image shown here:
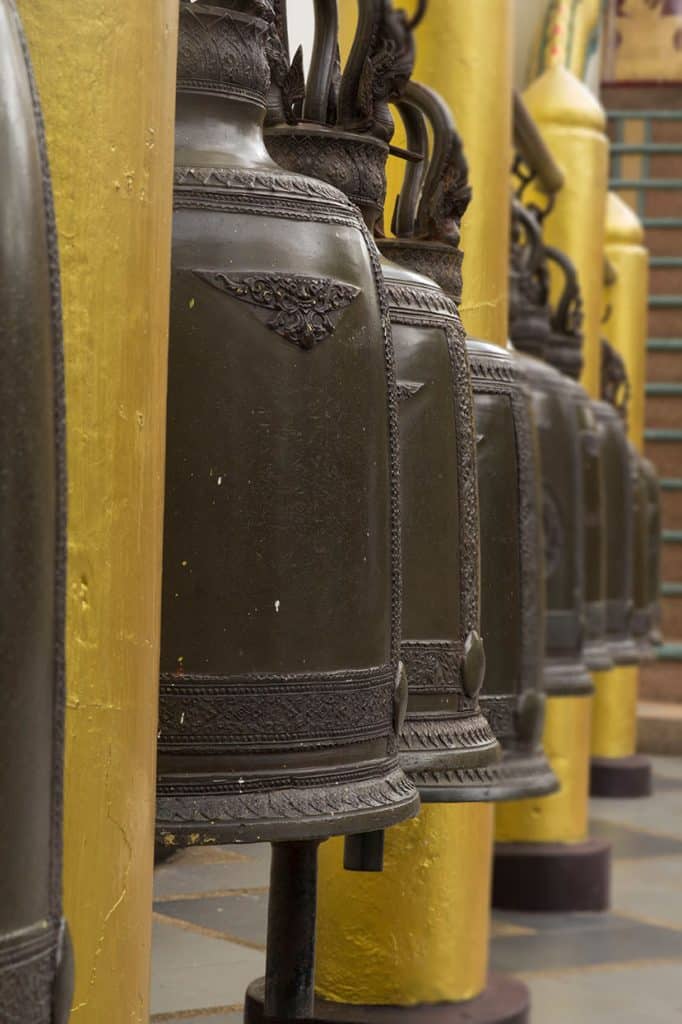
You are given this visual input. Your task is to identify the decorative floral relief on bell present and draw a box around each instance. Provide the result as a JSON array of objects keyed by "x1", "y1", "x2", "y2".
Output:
[
  {"x1": 156, "y1": 0, "x2": 421, "y2": 848},
  {"x1": 380, "y1": 82, "x2": 556, "y2": 801},
  {"x1": 508, "y1": 200, "x2": 594, "y2": 697},
  {"x1": 0, "y1": 1, "x2": 72, "y2": 1019},
  {"x1": 265, "y1": 4, "x2": 510, "y2": 800}
]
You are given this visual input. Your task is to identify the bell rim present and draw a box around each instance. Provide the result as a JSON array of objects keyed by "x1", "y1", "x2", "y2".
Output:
[
  {"x1": 542, "y1": 655, "x2": 594, "y2": 696},
  {"x1": 413, "y1": 750, "x2": 558, "y2": 804}
]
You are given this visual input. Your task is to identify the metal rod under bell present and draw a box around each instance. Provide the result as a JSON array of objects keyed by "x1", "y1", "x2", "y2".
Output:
[
  {"x1": 264, "y1": 840, "x2": 319, "y2": 1021},
  {"x1": 343, "y1": 829, "x2": 385, "y2": 872}
]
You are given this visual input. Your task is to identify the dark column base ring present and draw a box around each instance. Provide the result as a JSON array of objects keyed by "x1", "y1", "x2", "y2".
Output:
[
  {"x1": 245, "y1": 974, "x2": 530, "y2": 1024},
  {"x1": 590, "y1": 755, "x2": 652, "y2": 798},
  {"x1": 492, "y1": 838, "x2": 610, "y2": 913}
]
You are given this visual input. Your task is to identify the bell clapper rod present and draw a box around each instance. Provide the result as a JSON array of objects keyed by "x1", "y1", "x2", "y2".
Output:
[
  {"x1": 264, "y1": 839, "x2": 320, "y2": 1021},
  {"x1": 343, "y1": 829, "x2": 385, "y2": 872}
]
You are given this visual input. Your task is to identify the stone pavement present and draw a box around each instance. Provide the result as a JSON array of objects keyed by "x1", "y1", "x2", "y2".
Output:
[{"x1": 151, "y1": 756, "x2": 682, "y2": 1023}]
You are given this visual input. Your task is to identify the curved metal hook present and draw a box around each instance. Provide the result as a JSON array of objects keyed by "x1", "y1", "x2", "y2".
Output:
[{"x1": 406, "y1": 0, "x2": 428, "y2": 30}]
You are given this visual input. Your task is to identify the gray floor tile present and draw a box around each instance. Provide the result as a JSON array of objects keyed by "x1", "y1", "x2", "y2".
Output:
[
  {"x1": 491, "y1": 914, "x2": 682, "y2": 974},
  {"x1": 589, "y1": 817, "x2": 682, "y2": 858},
  {"x1": 522, "y1": 961, "x2": 682, "y2": 1024},
  {"x1": 650, "y1": 755, "x2": 682, "y2": 781},
  {"x1": 612, "y1": 856, "x2": 682, "y2": 933},
  {"x1": 154, "y1": 845, "x2": 270, "y2": 902},
  {"x1": 588, "y1": 785, "x2": 682, "y2": 838},
  {"x1": 151, "y1": 917, "x2": 264, "y2": 1015},
  {"x1": 156, "y1": 892, "x2": 268, "y2": 948}
]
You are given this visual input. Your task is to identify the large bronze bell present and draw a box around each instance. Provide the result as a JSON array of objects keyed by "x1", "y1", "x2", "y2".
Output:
[
  {"x1": 264, "y1": 4, "x2": 504, "y2": 800},
  {"x1": 642, "y1": 456, "x2": 663, "y2": 649},
  {"x1": 540, "y1": 246, "x2": 614, "y2": 674},
  {"x1": 380, "y1": 83, "x2": 556, "y2": 800},
  {"x1": 508, "y1": 198, "x2": 594, "y2": 697},
  {"x1": 0, "y1": 1, "x2": 72, "y2": 1018},
  {"x1": 632, "y1": 450, "x2": 656, "y2": 661},
  {"x1": 594, "y1": 340, "x2": 639, "y2": 666},
  {"x1": 156, "y1": 0, "x2": 420, "y2": 849}
]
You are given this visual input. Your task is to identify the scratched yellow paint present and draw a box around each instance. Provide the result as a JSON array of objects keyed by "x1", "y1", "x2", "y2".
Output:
[
  {"x1": 316, "y1": 805, "x2": 494, "y2": 1004},
  {"x1": 16, "y1": 3, "x2": 178, "y2": 1019},
  {"x1": 496, "y1": 694, "x2": 592, "y2": 844}
]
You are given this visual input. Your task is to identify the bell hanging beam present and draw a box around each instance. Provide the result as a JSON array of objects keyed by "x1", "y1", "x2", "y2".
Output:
[
  {"x1": 15, "y1": 1, "x2": 179, "y2": 1018},
  {"x1": 591, "y1": 193, "x2": 653, "y2": 798}
]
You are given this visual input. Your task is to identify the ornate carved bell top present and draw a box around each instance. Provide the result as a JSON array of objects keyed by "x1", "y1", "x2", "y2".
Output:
[{"x1": 265, "y1": 0, "x2": 424, "y2": 230}]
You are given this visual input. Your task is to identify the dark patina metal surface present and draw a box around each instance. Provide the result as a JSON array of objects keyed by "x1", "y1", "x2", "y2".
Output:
[
  {"x1": 597, "y1": 340, "x2": 639, "y2": 666},
  {"x1": 0, "y1": 2, "x2": 72, "y2": 1019},
  {"x1": 379, "y1": 83, "x2": 556, "y2": 801},
  {"x1": 156, "y1": 0, "x2": 420, "y2": 848},
  {"x1": 508, "y1": 200, "x2": 594, "y2": 695}
]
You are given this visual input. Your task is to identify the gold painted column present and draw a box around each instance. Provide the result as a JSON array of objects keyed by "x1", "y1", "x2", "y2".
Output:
[
  {"x1": 493, "y1": 61, "x2": 611, "y2": 913},
  {"x1": 591, "y1": 194, "x2": 650, "y2": 782},
  {"x1": 16, "y1": 3, "x2": 177, "y2": 1019},
  {"x1": 318, "y1": 1, "x2": 513, "y2": 1012}
]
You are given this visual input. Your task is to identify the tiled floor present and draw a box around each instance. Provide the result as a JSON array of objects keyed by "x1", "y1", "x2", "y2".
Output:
[{"x1": 151, "y1": 756, "x2": 682, "y2": 1022}]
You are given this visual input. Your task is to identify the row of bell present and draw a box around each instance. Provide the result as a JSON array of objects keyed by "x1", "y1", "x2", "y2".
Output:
[
  {"x1": 155, "y1": 0, "x2": 661, "y2": 852},
  {"x1": 508, "y1": 194, "x2": 662, "y2": 683}
]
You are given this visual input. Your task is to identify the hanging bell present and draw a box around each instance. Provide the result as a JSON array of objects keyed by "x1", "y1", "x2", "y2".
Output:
[
  {"x1": 380, "y1": 82, "x2": 556, "y2": 800},
  {"x1": 508, "y1": 199, "x2": 594, "y2": 697},
  {"x1": 265, "y1": 4, "x2": 504, "y2": 801},
  {"x1": 631, "y1": 451, "x2": 656, "y2": 661},
  {"x1": 0, "y1": 0, "x2": 72, "y2": 1018},
  {"x1": 541, "y1": 246, "x2": 614, "y2": 674},
  {"x1": 642, "y1": 456, "x2": 663, "y2": 649},
  {"x1": 594, "y1": 340, "x2": 639, "y2": 666},
  {"x1": 155, "y1": 0, "x2": 421, "y2": 849}
]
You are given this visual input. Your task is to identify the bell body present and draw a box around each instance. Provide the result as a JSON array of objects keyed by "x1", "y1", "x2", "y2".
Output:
[
  {"x1": 266, "y1": 125, "x2": 502, "y2": 799},
  {"x1": 467, "y1": 340, "x2": 557, "y2": 799},
  {"x1": 380, "y1": 254, "x2": 501, "y2": 798},
  {"x1": 631, "y1": 452, "x2": 658, "y2": 661},
  {"x1": 518, "y1": 355, "x2": 594, "y2": 695},
  {"x1": 592, "y1": 401, "x2": 639, "y2": 666},
  {"x1": 0, "y1": 0, "x2": 71, "y2": 1018},
  {"x1": 156, "y1": 1, "x2": 420, "y2": 847},
  {"x1": 642, "y1": 456, "x2": 663, "y2": 648}
]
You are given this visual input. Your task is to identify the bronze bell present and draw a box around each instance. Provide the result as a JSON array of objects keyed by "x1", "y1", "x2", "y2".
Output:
[
  {"x1": 380, "y1": 83, "x2": 556, "y2": 800},
  {"x1": 265, "y1": 4, "x2": 504, "y2": 800},
  {"x1": 594, "y1": 340, "x2": 639, "y2": 666},
  {"x1": 156, "y1": 0, "x2": 421, "y2": 848},
  {"x1": 508, "y1": 200, "x2": 594, "y2": 697},
  {"x1": 0, "y1": 0, "x2": 72, "y2": 1017},
  {"x1": 642, "y1": 456, "x2": 663, "y2": 649},
  {"x1": 541, "y1": 247, "x2": 614, "y2": 674},
  {"x1": 631, "y1": 451, "x2": 656, "y2": 660}
]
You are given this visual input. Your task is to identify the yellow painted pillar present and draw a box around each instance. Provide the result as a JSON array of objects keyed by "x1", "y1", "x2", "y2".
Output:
[
  {"x1": 590, "y1": 194, "x2": 649, "y2": 761},
  {"x1": 522, "y1": 67, "x2": 608, "y2": 399},
  {"x1": 412, "y1": 0, "x2": 513, "y2": 346},
  {"x1": 495, "y1": 62, "x2": 608, "y2": 854},
  {"x1": 17, "y1": 3, "x2": 177, "y2": 1019},
  {"x1": 320, "y1": 1, "x2": 512, "y2": 1008}
]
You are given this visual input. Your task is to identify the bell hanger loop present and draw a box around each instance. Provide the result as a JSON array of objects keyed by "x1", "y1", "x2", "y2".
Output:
[
  {"x1": 390, "y1": 98, "x2": 429, "y2": 237},
  {"x1": 302, "y1": 0, "x2": 338, "y2": 123}
]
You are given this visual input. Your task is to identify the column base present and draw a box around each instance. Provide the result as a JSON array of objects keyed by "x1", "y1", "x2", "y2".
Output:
[
  {"x1": 492, "y1": 838, "x2": 610, "y2": 912},
  {"x1": 590, "y1": 755, "x2": 652, "y2": 798},
  {"x1": 244, "y1": 975, "x2": 530, "y2": 1024}
]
